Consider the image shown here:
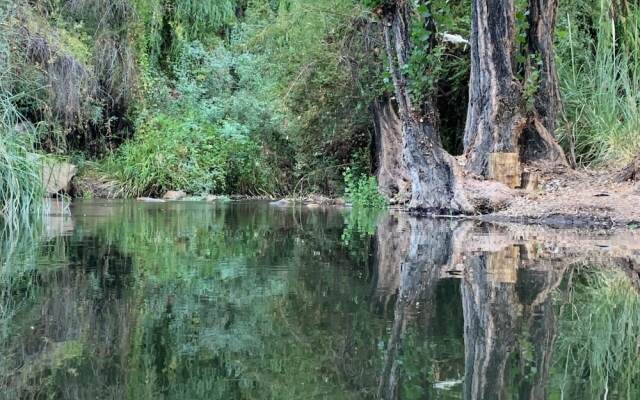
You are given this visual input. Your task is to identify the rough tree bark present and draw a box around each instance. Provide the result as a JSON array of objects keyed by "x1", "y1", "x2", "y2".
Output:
[
  {"x1": 382, "y1": 1, "x2": 473, "y2": 213},
  {"x1": 464, "y1": 0, "x2": 566, "y2": 178},
  {"x1": 372, "y1": 99, "x2": 411, "y2": 204},
  {"x1": 463, "y1": 0, "x2": 524, "y2": 177},
  {"x1": 521, "y1": 0, "x2": 567, "y2": 164}
]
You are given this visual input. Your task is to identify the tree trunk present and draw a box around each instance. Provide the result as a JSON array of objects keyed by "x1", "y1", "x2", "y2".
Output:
[
  {"x1": 372, "y1": 99, "x2": 411, "y2": 204},
  {"x1": 382, "y1": 2, "x2": 472, "y2": 213},
  {"x1": 520, "y1": 0, "x2": 567, "y2": 164},
  {"x1": 463, "y1": 0, "x2": 524, "y2": 177},
  {"x1": 464, "y1": 0, "x2": 566, "y2": 178}
]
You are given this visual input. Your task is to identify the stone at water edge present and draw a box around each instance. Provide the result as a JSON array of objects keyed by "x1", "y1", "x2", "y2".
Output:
[
  {"x1": 136, "y1": 197, "x2": 166, "y2": 203},
  {"x1": 204, "y1": 195, "x2": 218, "y2": 202},
  {"x1": 269, "y1": 199, "x2": 290, "y2": 207},
  {"x1": 42, "y1": 161, "x2": 77, "y2": 196},
  {"x1": 163, "y1": 190, "x2": 187, "y2": 201},
  {"x1": 333, "y1": 197, "x2": 346, "y2": 206}
]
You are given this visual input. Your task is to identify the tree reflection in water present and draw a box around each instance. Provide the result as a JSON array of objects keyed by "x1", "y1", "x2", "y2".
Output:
[{"x1": 1, "y1": 201, "x2": 639, "y2": 399}]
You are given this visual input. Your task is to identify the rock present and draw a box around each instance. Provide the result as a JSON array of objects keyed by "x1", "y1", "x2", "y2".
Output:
[
  {"x1": 163, "y1": 190, "x2": 187, "y2": 201},
  {"x1": 269, "y1": 199, "x2": 290, "y2": 207},
  {"x1": 333, "y1": 197, "x2": 346, "y2": 206},
  {"x1": 136, "y1": 197, "x2": 166, "y2": 203},
  {"x1": 42, "y1": 161, "x2": 77, "y2": 196},
  {"x1": 204, "y1": 195, "x2": 218, "y2": 202},
  {"x1": 306, "y1": 203, "x2": 321, "y2": 209},
  {"x1": 465, "y1": 179, "x2": 514, "y2": 213},
  {"x1": 305, "y1": 194, "x2": 332, "y2": 205}
]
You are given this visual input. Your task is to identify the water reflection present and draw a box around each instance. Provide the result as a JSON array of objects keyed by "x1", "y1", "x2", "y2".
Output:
[{"x1": 1, "y1": 201, "x2": 639, "y2": 399}]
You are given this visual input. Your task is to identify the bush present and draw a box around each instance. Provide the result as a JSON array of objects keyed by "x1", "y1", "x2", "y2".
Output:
[
  {"x1": 343, "y1": 167, "x2": 386, "y2": 209},
  {"x1": 104, "y1": 113, "x2": 269, "y2": 196}
]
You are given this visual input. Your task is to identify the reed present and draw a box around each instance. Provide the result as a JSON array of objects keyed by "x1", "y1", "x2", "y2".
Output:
[{"x1": 558, "y1": 0, "x2": 640, "y2": 164}]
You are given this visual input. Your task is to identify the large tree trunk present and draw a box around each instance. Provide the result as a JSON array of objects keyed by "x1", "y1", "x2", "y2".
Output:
[
  {"x1": 382, "y1": 2, "x2": 473, "y2": 213},
  {"x1": 464, "y1": 0, "x2": 566, "y2": 179},
  {"x1": 463, "y1": 0, "x2": 524, "y2": 177},
  {"x1": 520, "y1": 0, "x2": 567, "y2": 164}
]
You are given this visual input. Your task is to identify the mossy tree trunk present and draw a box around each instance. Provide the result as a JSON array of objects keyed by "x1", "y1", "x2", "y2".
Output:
[{"x1": 381, "y1": 1, "x2": 472, "y2": 213}]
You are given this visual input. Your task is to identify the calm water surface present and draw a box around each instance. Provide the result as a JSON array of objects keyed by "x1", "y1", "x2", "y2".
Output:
[{"x1": 1, "y1": 200, "x2": 639, "y2": 399}]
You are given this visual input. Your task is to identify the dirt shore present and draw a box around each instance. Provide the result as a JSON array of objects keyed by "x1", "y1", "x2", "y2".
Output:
[{"x1": 482, "y1": 165, "x2": 640, "y2": 228}]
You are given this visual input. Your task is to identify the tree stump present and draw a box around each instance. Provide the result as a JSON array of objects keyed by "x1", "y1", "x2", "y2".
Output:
[
  {"x1": 488, "y1": 153, "x2": 521, "y2": 188},
  {"x1": 521, "y1": 170, "x2": 539, "y2": 191}
]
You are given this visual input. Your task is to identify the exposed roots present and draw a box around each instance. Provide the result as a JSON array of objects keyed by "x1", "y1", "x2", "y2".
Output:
[{"x1": 616, "y1": 153, "x2": 640, "y2": 183}]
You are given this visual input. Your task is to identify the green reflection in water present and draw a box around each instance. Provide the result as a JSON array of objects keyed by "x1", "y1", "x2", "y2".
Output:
[{"x1": 0, "y1": 201, "x2": 639, "y2": 400}]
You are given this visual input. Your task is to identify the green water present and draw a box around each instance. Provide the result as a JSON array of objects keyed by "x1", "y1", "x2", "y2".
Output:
[{"x1": 1, "y1": 200, "x2": 639, "y2": 399}]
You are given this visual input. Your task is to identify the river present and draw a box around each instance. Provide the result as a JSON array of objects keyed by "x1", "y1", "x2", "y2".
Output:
[{"x1": 1, "y1": 200, "x2": 639, "y2": 399}]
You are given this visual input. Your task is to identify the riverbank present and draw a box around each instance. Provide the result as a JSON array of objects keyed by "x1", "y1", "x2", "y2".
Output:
[
  {"x1": 482, "y1": 165, "x2": 640, "y2": 229},
  {"x1": 69, "y1": 162, "x2": 640, "y2": 229}
]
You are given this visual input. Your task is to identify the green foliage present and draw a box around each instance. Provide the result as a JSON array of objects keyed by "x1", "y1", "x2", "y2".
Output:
[
  {"x1": 0, "y1": 133, "x2": 43, "y2": 225},
  {"x1": 105, "y1": 113, "x2": 268, "y2": 196},
  {"x1": 407, "y1": 9, "x2": 445, "y2": 105},
  {"x1": 343, "y1": 167, "x2": 386, "y2": 208},
  {"x1": 556, "y1": 0, "x2": 640, "y2": 164},
  {"x1": 0, "y1": 6, "x2": 44, "y2": 226}
]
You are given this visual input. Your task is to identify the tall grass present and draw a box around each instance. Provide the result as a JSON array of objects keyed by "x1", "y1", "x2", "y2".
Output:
[
  {"x1": 557, "y1": 0, "x2": 640, "y2": 164},
  {"x1": 0, "y1": 4, "x2": 44, "y2": 227}
]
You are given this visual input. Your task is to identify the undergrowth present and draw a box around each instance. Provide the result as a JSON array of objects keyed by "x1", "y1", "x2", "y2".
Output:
[
  {"x1": 104, "y1": 113, "x2": 270, "y2": 197},
  {"x1": 0, "y1": 4, "x2": 43, "y2": 226},
  {"x1": 343, "y1": 167, "x2": 386, "y2": 209}
]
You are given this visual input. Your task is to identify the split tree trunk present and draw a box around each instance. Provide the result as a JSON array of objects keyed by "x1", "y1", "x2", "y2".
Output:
[
  {"x1": 382, "y1": 1, "x2": 472, "y2": 213},
  {"x1": 464, "y1": 0, "x2": 566, "y2": 179}
]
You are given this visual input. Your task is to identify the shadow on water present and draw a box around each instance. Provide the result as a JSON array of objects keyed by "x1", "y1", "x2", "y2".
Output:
[{"x1": 1, "y1": 200, "x2": 640, "y2": 399}]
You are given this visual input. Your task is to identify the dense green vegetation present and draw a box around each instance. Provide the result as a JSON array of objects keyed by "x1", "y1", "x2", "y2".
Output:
[{"x1": 1, "y1": 0, "x2": 639, "y2": 213}]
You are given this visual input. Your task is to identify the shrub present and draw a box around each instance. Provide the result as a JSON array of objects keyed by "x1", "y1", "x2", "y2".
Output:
[
  {"x1": 343, "y1": 167, "x2": 386, "y2": 209},
  {"x1": 104, "y1": 113, "x2": 269, "y2": 196}
]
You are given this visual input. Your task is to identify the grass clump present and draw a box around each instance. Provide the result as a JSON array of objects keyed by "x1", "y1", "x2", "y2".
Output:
[
  {"x1": 0, "y1": 4, "x2": 43, "y2": 225},
  {"x1": 0, "y1": 133, "x2": 43, "y2": 225},
  {"x1": 557, "y1": 0, "x2": 640, "y2": 164}
]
